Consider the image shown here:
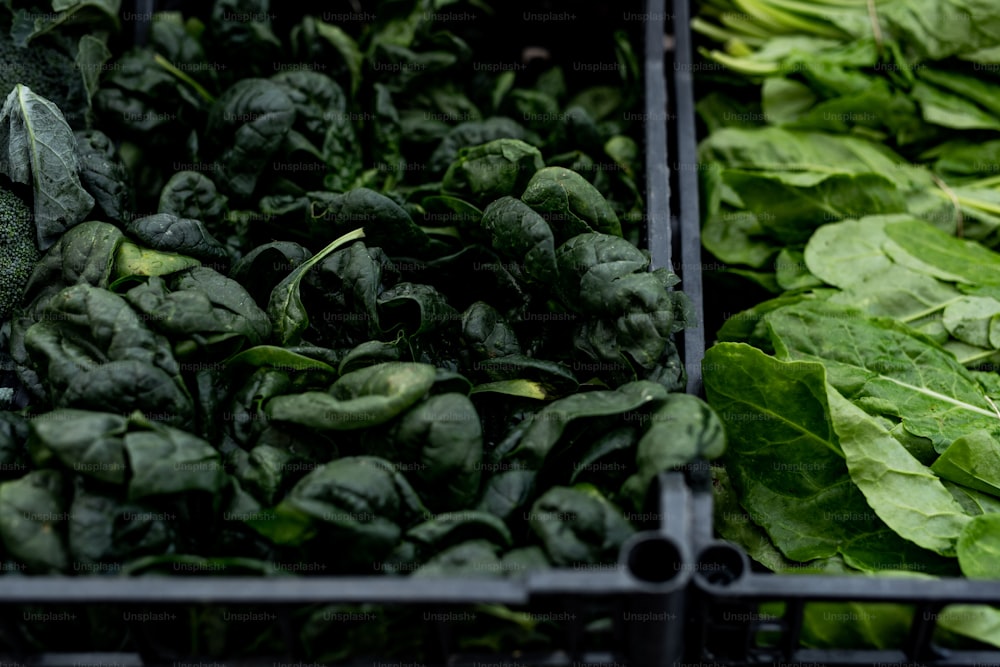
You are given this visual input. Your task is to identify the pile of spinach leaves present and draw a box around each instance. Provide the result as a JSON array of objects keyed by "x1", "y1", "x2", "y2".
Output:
[
  {"x1": 0, "y1": 0, "x2": 720, "y2": 659},
  {"x1": 694, "y1": 0, "x2": 1000, "y2": 652}
]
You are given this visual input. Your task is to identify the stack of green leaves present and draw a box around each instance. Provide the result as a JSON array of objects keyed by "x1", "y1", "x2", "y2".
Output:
[
  {"x1": 693, "y1": 0, "x2": 1000, "y2": 652},
  {"x1": 91, "y1": 0, "x2": 649, "y2": 247},
  {"x1": 693, "y1": 0, "x2": 1000, "y2": 291}
]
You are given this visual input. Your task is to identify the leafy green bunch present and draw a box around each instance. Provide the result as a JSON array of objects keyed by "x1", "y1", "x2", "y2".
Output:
[
  {"x1": 90, "y1": 0, "x2": 648, "y2": 247},
  {"x1": 693, "y1": 0, "x2": 1000, "y2": 652},
  {"x1": 694, "y1": 0, "x2": 1000, "y2": 293},
  {"x1": 0, "y1": 0, "x2": 721, "y2": 656}
]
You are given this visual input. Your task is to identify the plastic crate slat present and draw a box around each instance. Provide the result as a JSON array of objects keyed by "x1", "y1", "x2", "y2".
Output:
[
  {"x1": 0, "y1": 653, "x2": 623, "y2": 667},
  {"x1": 793, "y1": 648, "x2": 1000, "y2": 667},
  {"x1": 905, "y1": 602, "x2": 944, "y2": 662},
  {"x1": 657, "y1": 466, "x2": 691, "y2": 543},
  {"x1": 686, "y1": 460, "x2": 715, "y2": 550},
  {"x1": 0, "y1": 571, "x2": 681, "y2": 604},
  {"x1": 9, "y1": 652, "x2": 145, "y2": 667},
  {"x1": 670, "y1": 0, "x2": 706, "y2": 396},
  {"x1": 701, "y1": 572, "x2": 1000, "y2": 604},
  {"x1": 644, "y1": 0, "x2": 672, "y2": 274},
  {"x1": 444, "y1": 651, "x2": 622, "y2": 667},
  {"x1": 781, "y1": 599, "x2": 806, "y2": 660}
]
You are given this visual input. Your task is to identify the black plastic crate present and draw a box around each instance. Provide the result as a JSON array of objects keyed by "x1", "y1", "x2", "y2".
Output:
[
  {"x1": 666, "y1": 0, "x2": 704, "y2": 397},
  {"x1": 671, "y1": 0, "x2": 1000, "y2": 664},
  {"x1": 683, "y1": 477, "x2": 1000, "y2": 667},
  {"x1": 0, "y1": 473, "x2": 696, "y2": 667},
  {"x1": 0, "y1": 1, "x2": 704, "y2": 665}
]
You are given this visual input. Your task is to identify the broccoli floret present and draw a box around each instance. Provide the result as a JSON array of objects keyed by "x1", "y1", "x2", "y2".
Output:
[
  {"x1": 0, "y1": 187, "x2": 39, "y2": 320},
  {"x1": 0, "y1": 32, "x2": 87, "y2": 127}
]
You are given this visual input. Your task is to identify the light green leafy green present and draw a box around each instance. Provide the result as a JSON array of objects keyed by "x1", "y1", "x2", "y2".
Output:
[
  {"x1": 942, "y1": 296, "x2": 1000, "y2": 349},
  {"x1": 703, "y1": 343, "x2": 950, "y2": 572},
  {"x1": 931, "y1": 430, "x2": 1000, "y2": 496},
  {"x1": 957, "y1": 514, "x2": 1000, "y2": 579},
  {"x1": 826, "y1": 387, "x2": 970, "y2": 557},
  {"x1": 767, "y1": 301, "x2": 1000, "y2": 453},
  {"x1": 884, "y1": 218, "x2": 1000, "y2": 286}
]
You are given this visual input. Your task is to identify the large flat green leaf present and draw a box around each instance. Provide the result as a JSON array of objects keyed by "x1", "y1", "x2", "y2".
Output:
[
  {"x1": 703, "y1": 343, "x2": 948, "y2": 571},
  {"x1": 957, "y1": 514, "x2": 1000, "y2": 579},
  {"x1": 911, "y1": 81, "x2": 1000, "y2": 131},
  {"x1": 884, "y1": 218, "x2": 1000, "y2": 287},
  {"x1": 767, "y1": 301, "x2": 1000, "y2": 452},
  {"x1": 805, "y1": 216, "x2": 913, "y2": 289},
  {"x1": 826, "y1": 387, "x2": 970, "y2": 557},
  {"x1": 881, "y1": 0, "x2": 1000, "y2": 60},
  {"x1": 932, "y1": 430, "x2": 1000, "y2": 496},
  {"x1": 826, "y1": 264, "x2": 963, "y2": 330},
  {"x1": 723, "y1": 170, "x2": 906, "y2": 244}
]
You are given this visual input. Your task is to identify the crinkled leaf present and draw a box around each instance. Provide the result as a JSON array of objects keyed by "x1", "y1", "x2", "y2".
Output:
[
  {"x1": 623, "y1": 394, "x2": 725, "y2": 505},
  {"x1": 461, "y1": 301, "x2": 521, "y2": 359},
  {"x1": 124, "y1": 426, "x2": 225, "y2": 500},
  {"x1": 229, "y1": 240, "x2": 311, "y2": 308},
  {"x1": 0, "y1": 470, "x2": 69, "y2": 572},
  {"x1": 158, "y1": 171, "x2": 228, "y2": 227},
  {"x1": 443, "y1": 139, "x2": 544, "y2": 205},
  {"x1": 529, "y1": 485, "x2": 634, "y2": 566},
  {"x1": 318, "y1": 188, "x2": 436, "y2": 255},
  {"x1": 27, "y1": 409, "x2": 128, "y2": 485},
  {"x1": 429, "y1": 117, "x2": 538, "y2": 175},
  {"x1": 75, "y1": 129, "x2": 129, "y2": 223},
  {"x1": 480, "y1": 196, "x2": 557, "y2": 285},
  {"x1": 126, "y1": 267, "x2": 271, "y2": 348},
  {"x1": 205, "y1": 78, "x2": 295, "y2": 199},
  {"x1": 59, "y1": 359, "x2": 194, "y2": 427},
  {"x1": 522, "y1": 167, "x2": 622, "y2": 242},
  {"x1": 377, "y1": 282, "x2": 458, "y2": 336},
  {"x1": 383, "y1": 393, "x2": 482, "y2": 512},
  {"x1": 21, "y1": 220, "x2": 124, "y2": 306},
  {"x1": 479, "y1": 382, "x2": 668, "y2": 520},
  {"x1": 0, "y1": 85, "x2": 94, "y2": 249}
]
